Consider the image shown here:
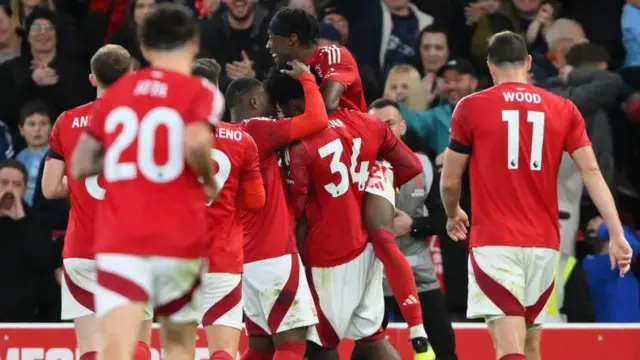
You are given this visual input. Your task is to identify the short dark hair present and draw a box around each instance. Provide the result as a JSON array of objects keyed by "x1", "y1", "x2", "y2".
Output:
[
  {"x1": 139, "y1": 3, "x2": 198, "y2": 51},
  {"x1": 19, "y1": 100, "x2": 52, "y2": 126},
  {"x1": 224, "y1": 77, "x2": 264, "y2": 109},
  {"x1": 91, "y1": 44, "x2": 131, "y2": 87},
  {"x1": 0, "y1": 159, "x2": 28, "y2": 182},
  {"x1": 264, "y1": 65, "x2": 305, "y2": 106},
  {"x1": 192, "y1": 58, "x2": 221, "y2": 86},
  {"x1": 487, "y1": 31, "x2": 528, "y2": 66},
  {"x1": 0, "y1": 2, "x2": 13, "y2": 18},
  {"x1": 269, "y1": 7, "x2": 319, "y2": 46},
  {"x1": 566, "y1": 43, "x2": 611, "y2": 68},
  {"x1": 369, "y1": 98, "x2": 401, "y2": 112}
]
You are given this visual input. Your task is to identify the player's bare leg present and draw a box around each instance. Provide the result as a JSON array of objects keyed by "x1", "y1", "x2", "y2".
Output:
[
  {"x1": 99, "y1": 302, "x2": 145, "y2": 360},
  {"x1": 524, "y1": 327, "x2": 541, "y2": 360},
  {"x1": 134, "y1": 319, "x2": 153, "y2": 360},
  {"x1": 305, "y1": 341, "x2": 339, "y2": 360},
  {"x1": 363, "y1": 193, "x2": 429, "y2": 357},
  {"x1": 158, "y1": 318, "x2": 199, "y2": 360},
  {"x1": 486, "y1": 316, "x2": 527, "y2": 360},
  {"x1": 205, "y1": 325, "x2": 241, "y2": 359},
  {"x1": 272, "y1": 327, "x2": 308, "y2": 359},
  {"x1": 74, "y1": 314, "x2": 101, "y2": 359},
  {"x1": 242, "y1": 335, "x2": 274, "y2": 360},
  {"x1": 354, "y1": 338, "x2": 401, "y2": 360}
]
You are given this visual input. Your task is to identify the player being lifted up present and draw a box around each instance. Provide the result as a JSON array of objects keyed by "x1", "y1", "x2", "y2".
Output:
[
  {"x1": 70, "y1": 4, "x2": 224, "y2": 360},
  {"x1": 192, "y1": 59, "x2": 266, "y2": 360},
  {"x1": 441, "y1": 31, "x2": 633, "y2": 360},
  {"x1": 265, "y1": 70, "x2": 421, "y2": 360},
  {"x1": 224, "y1": 60, "x2": 326, "y2": 360},
  {"x1": 266, "y1": 7, "x2": 430, "y2": 358},
  {"x1": 42, "y1": 44, "x2": 153, "y2": 360}
]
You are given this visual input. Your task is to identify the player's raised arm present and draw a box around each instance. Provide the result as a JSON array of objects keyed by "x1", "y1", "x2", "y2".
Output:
[
  {"x1": 42, "y1": 116, "x2": 68, "y2": 198},
  {"x1": 566, "y1": 103, "x2": 632, "y2": 275},
  {"x1": 238, "y1": 135, "x2": 265, "y2": 212},
  {"x1": 184, "y1": 122, "x2": 217, "y2": 198}
]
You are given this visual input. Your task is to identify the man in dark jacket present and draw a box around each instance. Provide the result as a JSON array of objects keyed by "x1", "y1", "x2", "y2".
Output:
[
  {"x1": 199, "y1": 1, "x2": 273, "y2": 91},
  {"x1": 0, "y1": 159, "x2": 62, "y2": 322}
]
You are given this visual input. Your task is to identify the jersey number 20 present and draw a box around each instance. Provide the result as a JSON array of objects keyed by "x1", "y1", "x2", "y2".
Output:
[
  {"x1": 104, "y1": 106, "x2": 184, "y2": 183},
  {"x1": 318, "y1": 138, "x2": 369, "y2": 198},
  {"x1": 502, "y1": 110, "x2": 544, "y2": 171}
]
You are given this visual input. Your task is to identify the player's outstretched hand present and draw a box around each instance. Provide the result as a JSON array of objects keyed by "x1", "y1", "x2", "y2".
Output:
[
  {"x1": 609, "y1": 236, "x2": 633, "y2": 277},
  {"x1": 446, "y1": 207, "x2": 470, "y2": 241},
  {"x1": 280, "y1": 60, "x2": 310, "y2": 80}
]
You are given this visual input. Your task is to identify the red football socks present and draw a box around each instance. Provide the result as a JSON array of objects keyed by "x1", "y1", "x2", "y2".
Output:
[
  {"x1": 133, "y1": 341, "x2": 151, "y2": 360},
  {"x1": 240, "y1": 347, "x2": 274, "y2": 360},
  {"x1": 370, "y1": 228, "x2": 423, "y2": 328},
  {"x1": 79, "y1": 351, "x2": 97, "y2": 360},
  {"x1": 210, "y1": 350, "x2": 234, "y2": 360},
  {"x1": 499, "y1": 354, "x2": 526, "y2": 360},
  {"x1": 273, "y1": 341, "x2": 306, "y2": 360}
]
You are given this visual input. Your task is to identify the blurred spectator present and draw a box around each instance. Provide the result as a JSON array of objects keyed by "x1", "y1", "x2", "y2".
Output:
[
  {"x1": 390, "y1": 59, "x2": 478, "y2": 156},
  {"x1": 0, "y1": 7, "x2": 92, "y2": 150},
  {"x1": 540, "y1": 43, "x2": 621, "y2": 193},
  {"x1": 110, "y1": 0, "x2": 156, "y2": 68},
  {"x1": 0, "y1": 2, "x2": 20, "y2": 64},
  {"x1": 384, "y1": 64, "x2": 427, "y2": 112},
  {"x1": 532, "y1": 18, "x2": 586, "y2": 82},
  {"x1": 412, "y1": 24, "x2": 451, "y2": 109},
  {"x1": 583, "y1": 220, "x2": 640, "y2": 322},
  {"x1": 287, "y1": 0, "x2": 316, "y2": 17},
  {"x1": 197, "y1": 0, "x2": 221, "y2": 18},
  {"x1": 0, "y1": 159, "x2": 62, "y2": 322},
  {"x1": 557, "y1": 152, "x2": 583, "y2": 257},
  {"x1": 192, "y1": 57, "x2": 221, "y2": 86},
  {"x1": 199, "y1": 0, "x2": 272, "y2": 91},
  {"x1": 546, "y1": 249, "x2": 594, "y2": 323},
  {"x1": 0, "y1": 119, "x2": 13, "y2": 161},
  {"x1": 9, "y1": 0, "x2": 54, "y2": 28},
  {"x1": 319, "y1": 6, "x2": 381, "y2": 105},
  {"x1": 370, "y1": 99, "x2": 457, "y2": 360},
  {"x1": 15, "y1": 100, "x2": 51, "y2": 206},
  {"x1": 345, "y1": 0, "x2": 433, "y2": 79},
  {"x1": 503, "y1": 0, "x2": 557, "y2": 52},
  {"x1": 622, "y1": 0, "x2": 640, "y2": 69}
]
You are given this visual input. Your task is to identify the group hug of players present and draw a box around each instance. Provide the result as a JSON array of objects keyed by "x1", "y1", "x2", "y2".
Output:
[{"x1": 41, "y1": 2, "x2": 635, "y2": 360}]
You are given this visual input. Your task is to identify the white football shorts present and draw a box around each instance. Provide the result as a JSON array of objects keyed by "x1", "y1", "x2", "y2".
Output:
[
  {"x1": 200, "y1": 272, "x2": 243, "y2": 330},
  {"x1": 365, "y1": 160, "x2": 395, "y2": 207}
]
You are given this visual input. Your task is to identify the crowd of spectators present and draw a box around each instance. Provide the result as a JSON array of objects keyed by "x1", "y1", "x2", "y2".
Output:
[{"x1": 1, "y1": 0, "x2": 640, "y2": 324}]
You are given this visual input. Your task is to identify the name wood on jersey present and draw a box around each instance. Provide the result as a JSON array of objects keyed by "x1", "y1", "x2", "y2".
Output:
[
  {"x1": 503, "y1": 91, "x2": 542, "y2": 103},
  {"x1": 71, "y1": 116, "x2": 89, "y2": 128},
  {"x1": 215, "y1": 127, "x2": 243, "y2": 141}
]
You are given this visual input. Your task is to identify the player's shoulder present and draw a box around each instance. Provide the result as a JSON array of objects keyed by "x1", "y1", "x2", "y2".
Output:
[
  {"x1": 216, "y1": 122, "x2": 253, "y2": 142},
  {"x1": 56, "y1": 100, "x2": 98, "y2": 128},
  {"x1": 317, "y1": 44, "x2": 354, "y2": 64}
]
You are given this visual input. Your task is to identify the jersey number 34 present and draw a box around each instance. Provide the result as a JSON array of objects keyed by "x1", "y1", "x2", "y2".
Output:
[{"x1": 318, "y1": 138, "x2": 369, "y2": 198}]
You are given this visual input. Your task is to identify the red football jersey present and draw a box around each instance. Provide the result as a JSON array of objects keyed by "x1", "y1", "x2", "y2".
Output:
[
  {"x1": 449, "y1": 83, "x2": 591, "y2": 250},
  {"x1": 288, "y1": 109, "x2": 399, "y2": 267},
  {"x1": 86, "y1": 67, "x2": 225, "y2": 258},
  {"x1": 236, "y1": 118, "x2": 300, "y2": 263},
  {"x1": 49, "y1": 100, "x2": 104, "y2": 259},
  {"x1": 305, "y1": 45, "x2": 367, "y2": 112},
  {"x1": 207, "y1": 122, "x2": 260, "y2": 273}
]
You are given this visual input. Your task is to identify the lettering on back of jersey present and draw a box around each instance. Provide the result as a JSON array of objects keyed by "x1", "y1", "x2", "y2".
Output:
[
  {"x1": 216, "y1": 127, "x2": 243, "y2": 141},
  {"x1": 72, "y1": 116, "x2": 90, "y2": 128},
  {"x1": 503, "y1": 91, "x2": 542, "y2": 104},
  {"x1": 133, "y1": 80, "x2": 168, "y2": 98}
]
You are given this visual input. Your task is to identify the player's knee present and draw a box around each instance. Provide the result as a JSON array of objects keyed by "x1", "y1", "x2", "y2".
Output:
[
  {"x1": 305, "y1": 341, "x2": 338, "y2": 360},
  {"x1": 160, "y1": 320, "x2": 198, "y2": 349},
  {"x1": 247, "y1": 335, "x2": 275, "y2": 353}
]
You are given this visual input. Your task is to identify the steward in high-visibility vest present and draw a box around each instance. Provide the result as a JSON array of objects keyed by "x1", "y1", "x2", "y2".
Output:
[{"x1": 546, "y1": 252, "x2": 595, "y2": 323}]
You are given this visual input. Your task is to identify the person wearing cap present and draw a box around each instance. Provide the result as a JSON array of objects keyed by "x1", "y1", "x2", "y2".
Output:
[
  {"x1": 394, "y1": 58, "x2": 478, "y2": 157},
  {"x1": 582, "y1": 221, "x2": 640, "y2": 322}
]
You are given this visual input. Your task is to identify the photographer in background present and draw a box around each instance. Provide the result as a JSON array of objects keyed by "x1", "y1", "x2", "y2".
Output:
[
  {"x1": 0, "y1": 159, "x2": 62, "y2": 322},
  {"x1": 369, "y1": 99, "x2": 457, "y2": 360}
]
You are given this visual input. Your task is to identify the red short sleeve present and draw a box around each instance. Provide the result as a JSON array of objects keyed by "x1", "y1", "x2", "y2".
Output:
[
  {"x1": 188, "y1": 79, "x2": 225, "y2": 125},
  {"x1": 287, "y1": 142, "x2": 311, "y2": 218},
  {"x1": 564, "y1": 101, "x2": 591, "y2": 154},
  {"x1": 449, "y1": 97, "x2": 472, "y2": 154},
  {"x1": 48, "y1": 113, "x2": 65, "y2": 160},
  {"x1": 320, "y1": 46, "x2": 358, "y2": 88},
  {"x1": 86, "y1": 101, "x2": 106, "y2": 142},
  {"x1": 242, "y1": 119, "x2": 293, "y2": 158},
  {"x1": 240, "y1": 134, "x2": 261, "y2": 183}
]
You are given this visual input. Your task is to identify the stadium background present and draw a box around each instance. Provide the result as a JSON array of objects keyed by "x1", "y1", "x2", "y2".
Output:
[{"x1": 1, "y1": 0, "x2": 640, "y2": 358}]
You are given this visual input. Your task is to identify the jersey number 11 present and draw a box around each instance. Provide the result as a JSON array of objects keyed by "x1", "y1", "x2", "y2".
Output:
[{"x1": 502, "y1": 110, "x2": 545, "y2": 171}]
